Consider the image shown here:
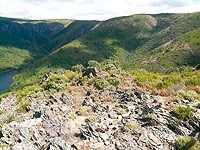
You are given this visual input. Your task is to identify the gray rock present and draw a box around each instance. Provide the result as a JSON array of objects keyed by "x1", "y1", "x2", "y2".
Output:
[
  {"x1": 60, "y1": 93, "x2": 74, "y2": 107},
  {"x1": 128, "y1": 106, "x2": 135, "y2": 112},
  {"x1": 115, "y1": 140, "x2": 124, "y2": 150},
  {"x1": 147, "y1": 132, "x2": 163, "y2": 149},
  {"x1": 13, "y1": 141, "x2": 37, "y2": 150},
  {"x1": 108, "y1": 112, "x2": 118, "y2": 119},
  {"x1": 182, "y1": 99, "x2": 190, "y2": 104},
  {"x1": 99, "y1": 133, "x2": 109, "y2": 141},
  {"x1": 50, "y1": 137, "x2": 71, "y2": 150}
]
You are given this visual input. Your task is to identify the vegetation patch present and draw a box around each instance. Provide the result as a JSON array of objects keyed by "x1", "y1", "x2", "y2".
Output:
[
  {"x1": 177, "y1": 136, "x2": 200, "y2": 150},
  {"x1": 177, "y1": 90, "x2": 199, "y2": 101},
  {"x1": 124, "y1": 121, "x2": 140, "y2": 133},
  {"x1": 15, "y1": 102, "x2": 31, "y2": 113},
  {"x1": 174, "y1": 106, "x2": 194, "y2": 121}
]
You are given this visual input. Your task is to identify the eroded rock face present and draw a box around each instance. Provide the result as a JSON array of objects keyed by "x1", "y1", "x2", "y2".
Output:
[{"x1": 0, "y1": 83, "x2": 199, "y2": 149}]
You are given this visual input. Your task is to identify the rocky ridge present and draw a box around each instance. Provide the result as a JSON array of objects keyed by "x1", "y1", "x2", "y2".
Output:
[{"x1": 0, "y1": 69, "x2": 200, "y2": 150}]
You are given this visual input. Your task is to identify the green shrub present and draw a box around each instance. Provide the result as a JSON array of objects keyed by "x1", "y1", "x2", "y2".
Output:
[
  {"x1": 106, "y1": 76, "x2": 122, "y2": 86},
  {"x1": 15, "y1": 102, "x2": 31, "y2": 113},
  {"x1": 185, "y1": 77, "x2": 200, "y2": 86},
  {"x1": 88, "y1": 60, "x2": 100, "y2": 68},
  {"x1": 101, "y1": 59, "x2": 120, "y2": 69},
  {"x1": 95, "y1": 78, "x2": 110, "y2": 89},
  {"x1": 177, "y1": 136, "x2": 200, "y2": 150},
  {"x1": 177, "y1": 90, "x2": 199, "y2": 101},
  {"x1": 7, "y1": 114, "x2": 14, "y2": 123},
  {"x1": 42, "y1": 74, "x2": 69, "y2": 93},
  {"x1": 175, "y1": 106, "x2": 194, "y2": 121},
  {"x1": 181, "y1": 72, "x2": 194, "y2": 78},
  {"x1": 16, "y1": 84, "x2": 41, "y2": 103},
  {"x1": 157, "y1": 80, "x2": 173, "y2": 89},
  {"x1": 157, "y1": 75, "x2": 181, "y2": 89},
  {"x1": 71, "y1": 64, "x2": 84, "y2": 73},
  {"x1": 197, "y1": 103, "x2": 200, "y2": 108},
  {"x1": 28, "y1": 87, "x2": 43, "y2": 98},
  {"x1": 135, "y1": 69, "x2": 148, "y2": 74},
  {"x1": 0, "y1": 92, "x2": 9, "y2": 102},
  {"x1": 105, "y1": 64, "x2": 117, "y2": 72},
  {"x1": 130, "y1": 70, "x2": 159, "y2": 87},
  {"x1": 0, "y1": 111, "x2": 4, "y2": 115},
  {"x1": 81, "y1": 76, "x2": 88, "y2": 85}
]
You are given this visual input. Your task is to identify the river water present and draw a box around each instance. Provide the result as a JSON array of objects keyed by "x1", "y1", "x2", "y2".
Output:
[{"x1": 0, "y1": 70, "x2": 18, "y2": 94}]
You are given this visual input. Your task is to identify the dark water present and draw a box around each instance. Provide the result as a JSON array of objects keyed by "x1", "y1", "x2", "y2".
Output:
[{"x1": 0, "y1": 70, "x2": 18, "y2": 94}]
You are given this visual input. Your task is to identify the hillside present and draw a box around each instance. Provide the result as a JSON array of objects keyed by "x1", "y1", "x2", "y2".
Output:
[
  {"x1": 0, "y1": 30, "x2": 47, "y2": 74},
  {"x1": 137, "y1": 27, "x2": 200, "y2": 73},
  {"x1": 0, "y1": 17, "x2": 71, "y2": 46},
  {"x1": 0, "y1": 17, "x2": 99, "y2": 74},
  {"x1": 0, "y1": 61, "x2": 200, "y2": 149},
  {"x1": 11, "y1": 12, "x2": 200, "y2": 90},
  {"x1": 44, "y1": 20, "x2": 99, "y2": 52}
]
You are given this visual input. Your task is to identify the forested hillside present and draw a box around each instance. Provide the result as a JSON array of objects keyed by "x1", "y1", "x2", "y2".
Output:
[
  {"x1": 10, "y1": 12, "x2": 200, "y2": 90},
  {"x1": 0, "y1": 17, "x2": 98, "y2": 74}
]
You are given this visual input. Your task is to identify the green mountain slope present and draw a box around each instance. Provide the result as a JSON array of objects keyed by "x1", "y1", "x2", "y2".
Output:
[
  {"x1": 0, "y1": 17, "x2": 72, "y2": 46},
  {"x1": 44, "y1": 20, "x2": 99, "y2": 52},
  {"x1": 9, "y1": 12, "x2": 200, "y2": 90},
  {"x1": 0, "y1": 30, "x2": 47, "y2": 73},
  {"x1": 139, "y1": 27, "x2": 200, "y2": 72},
  {"x1": 0, "y1": 17, "x2": 99, "y2": 74}
]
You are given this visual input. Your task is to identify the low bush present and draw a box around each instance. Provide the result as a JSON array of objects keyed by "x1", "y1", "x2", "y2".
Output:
[
  {"x1": 197, "y1": 103, "x2": 200, "y2": 108},
  {"x1": 174, "y1": 106, "x2": 194, "y2": 121},
  {"x1": 185, "y1": 77, "x2": 200, "y2": 86},
  {"x1": 81, "y1": 76, "x2": 88, "y2": 85},
  {"x1": 124, "y1": 121, "x2": 140, "y2": 133},
  {"x1": 67, "y1": 112, "x2": 77, "y2": 120},
  {"x1": 87, "y1": 115, "x2": 98, "y2": 123},
  {"x1": 157, "y1": 75, "x2": 181, "y2": 89},
  {"x1": 71, "y1": 64, "x2": 84, "y2": 73},
  {"x1": 101, "y1": 59, "x2": 121, "y2": 71},
  {"x1": 177, "y1": 90, "x2": 199, "y2": 101},
  {"x1": 88, "y1": 60, "x2": 100, "y2": 68},
  {"x1": 42, "y1": 74, "x2": 69, "y2": 93},
  {"x1": 177, "y1": 136, "x2": 200, "y2": 150},
  {"x1": 28, "y1": 87, "x2": 43, "y2": 98},
  {"x1": 16, "y1": 84, "x2": 42, "y2": 103},
  {"x1": 106, "y1": 76, "x2": 122, "y2": 86},
  {"x1": 15, "y1": 102, "x2": 31, "y2": 113},
  {"x1": 0, "y1": 92, "x2": 9, "y2": 102},
  {"x1": 7, "y1": 114, "x2": 14, "y2": 123},
  {"x1": 0, "y1": 111, "x2": 4, "y2": 115},
  {"x1": 76, "y1": 106, "x2": 93, "y2": 116},
  {"x1": 95, "y1": 78, "x2": 110, "y2": 90},
  {"x1": 117, "y1": 109, "x2": 127, "y2": 115}
]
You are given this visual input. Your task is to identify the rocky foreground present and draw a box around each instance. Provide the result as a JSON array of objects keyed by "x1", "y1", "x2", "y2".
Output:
[{"x1": 0, "y1": 69, "x2": 200, "y2": 150}]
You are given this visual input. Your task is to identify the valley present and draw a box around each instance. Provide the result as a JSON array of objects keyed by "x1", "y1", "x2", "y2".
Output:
[{"x1": 0, "y1": 12, "x2": 199, "y2": 150}]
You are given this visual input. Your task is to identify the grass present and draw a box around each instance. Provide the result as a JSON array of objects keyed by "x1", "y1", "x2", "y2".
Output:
[{"x1": 130, "y1": 69, "x2": 200, "y2": 97}]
